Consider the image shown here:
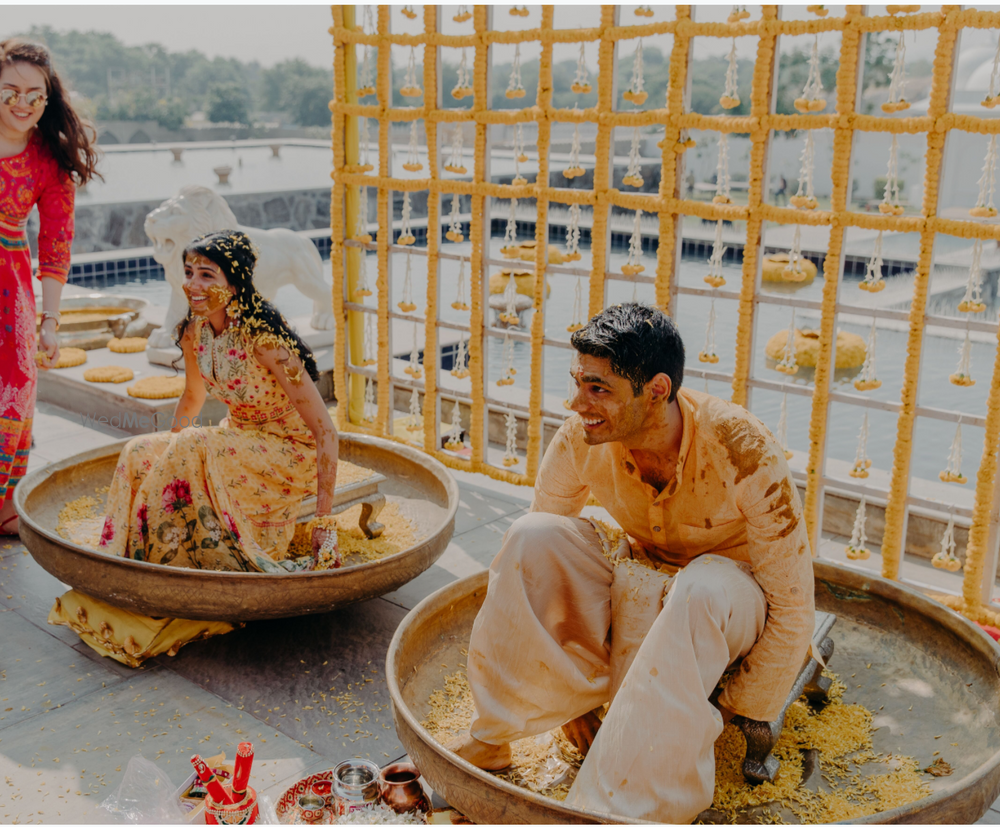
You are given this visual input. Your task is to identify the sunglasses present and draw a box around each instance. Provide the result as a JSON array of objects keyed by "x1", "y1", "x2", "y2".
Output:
[{"x1": 0, "y1": 89, "x2": 47, "y2": 109}]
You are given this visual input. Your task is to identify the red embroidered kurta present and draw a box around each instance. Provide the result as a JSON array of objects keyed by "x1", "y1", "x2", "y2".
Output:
[{"x1": 0, "y1": 131, "x2": 75, "y2": 498}]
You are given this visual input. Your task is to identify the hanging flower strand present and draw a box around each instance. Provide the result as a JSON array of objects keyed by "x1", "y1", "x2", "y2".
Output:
[
  {"x1": 452, "y1": 49, "x2": 473, "y2": 100},
  {"x1": 358, "y1": 6, "x2": 376, "y2": 98},
  {"x1": 879, "y1": 135, "x2": 904, "y2": 215},
  {"x1": 404, "y1": 322, "x2": 422, "y2": 378},
  {"x1": 699, "y1": 299, "x2": 720, "y2": 364},
  {"x1": 502, "y1": 412, "x2": 519, "y2": 467},
  {"x1": 776, "y1": 394, "x2": 793, "y2": 460},
  {"x1": 983, "y1": 32, "x2": 1000, "y2": 108},
  {"x1": 354, "y1": 243, "x2": 372, "y2": 300},
  {"x1": 704, "y1": 220, "x2": 727, "y2": 288},
  {"x1": 354, "y1": 186, "x2": 372, "y2": 244},
  {"x1": 790, "y1": 131, "x2": 818, "y2": 209},
  {"x1": 794, "y1": 35, "x2": 826, "y2": 112},
  {"x1": 406, "y1": 387, "x2": 422, "y2": 431},
  {"x1": 397, "y1": 192, "x2": 415, "y2": 245},
  {"x1": 623, "y1": 128, "x2": 644, "y2": 188},
  {"x1": 940, "y1": 421, "x2": 967, "y2": 484},
  {"x1": 360, "y1": 313, "x2": 376, "y2": 366},
  {"x1": 501, "y1": 198, "x2": 519, "y2": 258},
  {"x1": 635, "y1": 5, "x2": 654, "y2": 17},
  {"x1": 854, "y1": 319, "x2": 882, "y2": 391},
  {"x1": 623, "y1": 41, "x2": 647, "y2": 106},
  {"x1": 453, "y1": 5, "x2": 472, "y2": 23},
  {"x1": 400, "y1": 46, "x2": 422, "y2": 98},
  {"x1": 860, "y1": 231, "x2": 886, "y2": 293},
  {"x1": 506, "y1": 44, "x2": 526, "y2": 99},
  {"x1": 567, "y1": 277, "x2": 586, "y2": 333},
  {"x1": 713, "y1": 134, "x2": 731, "y2": 205},
  {"x1": 564, "y1": 204, "x2": 582, "y2": 262},
  {"x1": 622, "y1": 210, "x2": 645, "y2": 276},
  {"x1": 512, "y1": 124, "x2": 528, "y2": 185},
  {"x1": 451, "y1": 338, "x2": 470, "y2": 379},
  {"x1": 402, "y1": 5, "x2": 418, "y2": 20},
  {"x1": 881, "y1": 32, "x2": 910, "y2": 113},
  {"x1": 445, "y1": 402, "x2": 464, "y2": 451},
  {"x1": 446, "y1": 194, "x2": 464, "y2": 243},
  {"x1": 932, "y1": 515, "x2": 963, "y2": 572},
  {"x1": 452, "y1": 257, "x2": 470, "y2": 311},
  {"x1": 362, "y1": 376, "x2": 376, "y2": 424},
  {"x1": 970, "y1": 136, "x2": 998, "y2": 218},
  {"x1": 959, "y1": 239, "x2": 986, "y2": 312},
  {"x1": 497, "y1": 330, "x2": 516, "y2": 386},
  {"x1": 783, "y1": 226, "x2": 809, "y2": 283},
  {"x1": 727, "y1": 5, "x2": 751, "y2": 23},
  {"x1": 564, "y1": 119, "x2": 585, "y2": 179},
  {"x1": 845, "y1": 497, "x2": 871, "y2": 560},
  {"x1": 572, "y1": 43, "x2": 592, "y2": 94},
  {"x1": 849, "y1": 411, "x2": 872, "y2": 478},
  {"x1": 402, "y1": 122, "x2": 423, "y2": 172},
  {"x1": 720, "y1": 39, "x2": 741, "y2": 110},
  {"x1": 445, "y1": 126, "x2": 467, "y2": 175},
  {"x1": 950, "y1": 329, "x2": 975, "y2": 387},
  {"x1": 398, "y1": 251, "x2": 417, "y2": 313},
  {"x1": 358, "y1": 117, "x2": 374, "y2": 173},
  {"x1": 776, "y1": 309, "x2": 798, "y2": 375}
]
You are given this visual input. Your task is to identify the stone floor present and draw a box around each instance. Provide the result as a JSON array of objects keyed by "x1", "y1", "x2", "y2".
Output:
[{"x1": 2, "y1": 400, "x2": 1000, "y2": 823}]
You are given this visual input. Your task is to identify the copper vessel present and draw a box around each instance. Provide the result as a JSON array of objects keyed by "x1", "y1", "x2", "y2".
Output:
[{"x1": 379, "y1": 762, "x2": 431, "y2": 814}]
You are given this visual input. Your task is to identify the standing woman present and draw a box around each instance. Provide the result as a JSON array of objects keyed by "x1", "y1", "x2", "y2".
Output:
[{"x1": 0, "y1": 39, "x2": 98, "y2": 534}]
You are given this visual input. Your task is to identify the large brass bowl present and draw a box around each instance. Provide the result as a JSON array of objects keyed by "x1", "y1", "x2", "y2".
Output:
[
  {"x1": 387, "y1": 563, "x2": 1000, "y2": 824},
  {"x1": 14, "y1": 433, "x2": 457, "y2": 622}
]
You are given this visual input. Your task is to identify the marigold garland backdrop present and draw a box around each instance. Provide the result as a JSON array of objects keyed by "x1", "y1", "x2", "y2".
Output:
[{"x1": 329, "y1": 5, "x2": 1000, "y2": 626}]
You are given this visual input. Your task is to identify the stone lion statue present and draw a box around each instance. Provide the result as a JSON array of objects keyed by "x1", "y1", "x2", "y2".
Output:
[{"x1": 144, "y1": 185, "x2": 334, "y2": 349}]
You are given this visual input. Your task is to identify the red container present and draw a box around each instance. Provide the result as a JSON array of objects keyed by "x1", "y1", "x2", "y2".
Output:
[{"x1": 204, "y1": 784, "x2": 259, "y2": 825}]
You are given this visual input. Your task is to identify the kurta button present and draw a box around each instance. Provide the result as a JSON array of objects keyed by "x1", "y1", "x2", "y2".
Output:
[{"x1": 653, "y1": 526, "x2": 662, "y2": 532}]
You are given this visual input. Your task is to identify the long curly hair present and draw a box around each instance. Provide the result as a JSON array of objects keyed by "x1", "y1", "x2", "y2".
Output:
[
  {"x1": 175, "y1": 230, "x2": 320, "y2": 382},
  {"x1": 0, "y1": 39, "x2": 101, "y2": 184}
]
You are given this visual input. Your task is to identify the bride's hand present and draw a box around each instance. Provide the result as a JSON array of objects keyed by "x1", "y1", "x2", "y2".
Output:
[
  {"x1": 311, "y1": 526, "x2": 341, "y2": 569},
  {"x1": 36, "y1": 323, "x2": 60, "y2": 371}
]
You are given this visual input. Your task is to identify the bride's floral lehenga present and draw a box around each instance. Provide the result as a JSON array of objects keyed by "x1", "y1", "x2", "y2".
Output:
[{"x1": 97, "y1": 316, "x2": 317, "y2": 572}]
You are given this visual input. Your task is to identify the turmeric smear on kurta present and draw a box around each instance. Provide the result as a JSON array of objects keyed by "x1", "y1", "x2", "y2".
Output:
[{"x1": 422, "y1": 669, "x2": 933, "y2": 821}]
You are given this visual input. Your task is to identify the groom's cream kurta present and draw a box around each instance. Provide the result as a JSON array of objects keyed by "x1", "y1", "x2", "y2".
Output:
[{"x1": 466, "y1": 388, "x2": 814, "y2": 822}]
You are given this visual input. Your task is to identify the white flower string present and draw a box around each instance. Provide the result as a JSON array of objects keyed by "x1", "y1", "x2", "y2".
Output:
[
  {"x1": 854, "y1": 318, "x2": 882, "y2": 391},
  {"x1": 970, "y1": 136, "x2": 998, "y2": 218},
  {"x1": 500, "y1": 269, "x2": 520, "y2": 326},
  {"x1": 362, "y1": 376, "x2": 376, "y2": 423},
  {"x1": 623, "y1": 128, "x2": 643, "y2": 188},
  {"x1": 402, "y1": 5, "x2": 417, "y2": 20},
  {"x1": 860, "y1": 230, "x2": 886, "y2": 293},
  {"x1": 622, "y1": 209, "x2": 645, "y2": 276},
  {"x1": 452, "y1": 257, "x2": 470, "y2": 311},
  {"x1": 959, "y1": 238, "x2": 986, "y2": 312},
  {"x1": 445, "y1": 402, "x2": 464, "y2": 450},
  {"x1": 355, "y1": 247, "x2": 372, "y2": 300},
  {"x1": 699, "y1": 298, "x2": 719, "y2": 364},
  {"x1": 932, "y1": 514, "x2": 963, "y2": 571},
  {"x1": 713, "y1": 133, "x2": 731, "y2": 204},
  {"x1": 453, "y1": 6, "x2": 472, "y2": 23},
  {"x1": 452, "y1": 49, "x2": 473, "y2": 100},
  {"x1": 704, "y1": 220, "x2": 727, "y2": 287},
  {"x1": 951, "y1": 328, "x2": 976, "y2": 387},
  {"x1": 564, "y1": 203, "x2": 582, "y2": 261},
  {"x1": 407, "y1": 386, "x2": 422, "y2": 431},
  {"x1": 502, "y1": 411, "x2": 519, "y2": 467},
  {"x1": 879, "y1": 135, "x2": 904, "y2": 215},
  {"x1": 635, "y1": 5, "x2": 654, "y2": 17},
  {"x1": 940, "y1": 419, "x2": 967, "y2": 484},
  {"x1": 359, "y1": 117, "x2": 373, "y2": 172},
  {"x1": 506, "y1": 43, "x2": 526, "y2": 99},
  {"x1": 727, "y1": 5, "x2": 751, "y2": 23},
  {"x1": 776, "y1": 308, "x2": 798, "y2": 375},
  {"x1": 398, "y1": 251, "x2": 417, "y2": 313},
  {"x1": 845, "y1": 496, "x2": 871, "y2": 560},
  {"x1": 983, "y1": 32, "x2": 1000, "y2": 108},
  {"x1": 720, "y1": 39, "x2": 740, "y2": 109},
  {"x1": 794, "y1": 35, "x2": 826, "y2": 112},
  {"x1": 881, "y1": 31, "x2": 909, "y2": 113},
  {"x1": 790, "y1": 131, "x2": 818, "y2": 209},
  {"x1": 776, "y1": 393, "x2": 793, "y2": 459},
  {"x1": 509, "y1": 5, "x2": 529, "y2": 17},
  {"x1": 400, "y1": 46, "x2": 422, "y2": 98},
  {"x1": 564, "y1": 118, "x2": 585, "y2": 179},
  {"x1": 404, "y1": 321, "x2": 422, "y2": 379},
  {"x1": 623, "y1": 40, "x2": 647, "y2": 105},
  {"x1": 568, "y1": 277, "x2": 586, "y2": 332},
  {"x1": 361, "y1": 314, "x2": 376, "y2": 366},
  {"x1": 451, "y1": 337, "x2": 470, "y2": 379},
  {"x1": 398, "y1": 191, "x2": 415, "y2": 245},
  {"x1": 512, "y1": 124, "x2": 528, "y2": 185},
  {"x1": 501, "y1": 198, "x2": 519, "y2": 256},
  {"x1": 849, "y1": 411, "x2": 872, "y2": 478},
  {"x1": 403, "y1": 122, "x2": 423, "y2": 172},
  {"x1": 498, "y1": 329, "x2": 516, "y2": 385},
  {"x1": 572, "y1": 43, "x2": 592, "y2": 94},
  {"x1": 445, "y1": 126, "x2": 466, "y2": 174},
  {"x1": 358, "y1": 6, "x2": 376, "y2": 98},
  {"x1": 354, "y1": 186, "x2": 372, "y2": 244},
  {"x1": 783, "y1": 226, "x2": 808, "y2": 282},
  {"x1": 446, "y1": 194, "x2": 464, "y2": 243}
]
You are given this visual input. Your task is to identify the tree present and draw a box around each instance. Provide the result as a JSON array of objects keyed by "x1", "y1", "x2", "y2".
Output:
[
  {"x1": 294, "y1": 78, "x2": 333, "y2": 127},
  {"x1": 207, "y1": 82, "x2": 251, "y2": 125},
  {"x1": 262, "y1": 59, "x2": 332, "y2": 113}
]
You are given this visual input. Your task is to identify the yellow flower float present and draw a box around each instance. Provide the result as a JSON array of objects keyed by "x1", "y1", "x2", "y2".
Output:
[
  {"x1": 764, "y1": 327, "x2": 866, "y2": 370},
  {"x1": 761, "y1": 253, "x2": 818, "y2": 287}
]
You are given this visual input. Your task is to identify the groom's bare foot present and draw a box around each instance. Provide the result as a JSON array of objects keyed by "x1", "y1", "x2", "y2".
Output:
[{"x1": 448, "y1": 733, "x2": 512, "y2": 771}]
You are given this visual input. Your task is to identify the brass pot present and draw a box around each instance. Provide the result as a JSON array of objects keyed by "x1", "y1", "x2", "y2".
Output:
[{"x1": 379, "y1": 763, "x2": 431, "y2": 815}]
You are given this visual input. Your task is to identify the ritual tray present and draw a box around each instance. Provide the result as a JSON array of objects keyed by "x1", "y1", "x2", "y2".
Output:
[
  {"x1": 386, "y1": 563, "x2": 1000, "y2": 824},
  {"x1": 14, "y1": 433, "x2": 457, "y2": 622}
]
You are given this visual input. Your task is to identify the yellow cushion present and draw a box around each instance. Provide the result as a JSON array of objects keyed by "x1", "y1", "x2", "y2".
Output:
[{"x1": 48, "y1": 590, "x2": 237, "y2": 668}]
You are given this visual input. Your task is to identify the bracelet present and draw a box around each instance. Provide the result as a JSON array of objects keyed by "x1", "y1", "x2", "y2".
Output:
[
  {"x1": 40, "y1": 311, "x2": 60, "y2": 331},
  {"x1": 310, "y1": 515, "x2": 338, "y2": 530}
]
